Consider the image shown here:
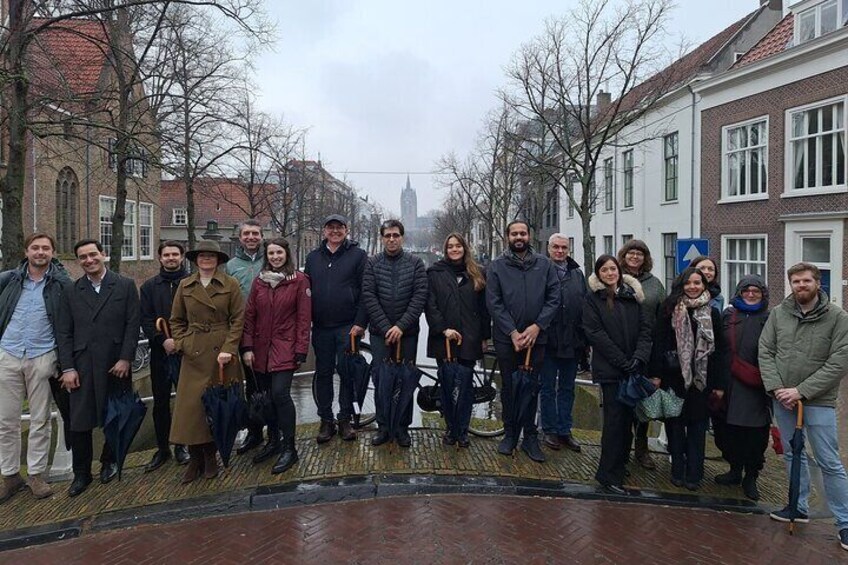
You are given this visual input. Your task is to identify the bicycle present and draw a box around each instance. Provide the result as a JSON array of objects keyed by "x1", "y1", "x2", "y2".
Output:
[{"x1": 132, "y1": 332, "x2": 151, "y2": 373}]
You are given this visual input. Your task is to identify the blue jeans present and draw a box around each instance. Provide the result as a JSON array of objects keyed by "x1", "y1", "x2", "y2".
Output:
[
  {"x1": 773, "y1": 400, "x2": 848, "y2": 530},
  {"x1": 539, "y1": 357, "x2": 577, "y2": 436},
  {"x1": 312, "y1": 325, "x2": 353, "y2": 421}
]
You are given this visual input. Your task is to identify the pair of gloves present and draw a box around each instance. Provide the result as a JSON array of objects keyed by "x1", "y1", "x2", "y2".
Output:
[{"x1": 623, "y1": 358, "x2": 645, "y2": 376}]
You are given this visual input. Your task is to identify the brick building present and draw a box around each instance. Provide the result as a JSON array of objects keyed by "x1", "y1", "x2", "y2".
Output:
[{"x1": 696, "y1": 0, "x2": 848, "y2": 307}]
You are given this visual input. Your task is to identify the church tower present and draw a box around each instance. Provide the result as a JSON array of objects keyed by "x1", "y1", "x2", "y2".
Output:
[{"x1": 400, "y1": 174, "x2": 418, "y2": 229}]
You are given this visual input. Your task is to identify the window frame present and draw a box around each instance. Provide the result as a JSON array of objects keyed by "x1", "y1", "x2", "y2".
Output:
[
  {"x1": 603, "y1": 157, "x2": 614, "y2": 212},
  {"x1": 99, "y1": 196, "x2": 138, "y2": 260},
  {"x1": 794, "y1": 0, "x2": 841, "y2": 45},
  {"x1": 783, "y1": 95, "x2": 847, "y2": 197},
  {"x1": 622, "y1": 150, "x2": 634, "y2": 209},
  {"x1": 663, "y1": 132, "x2": 679, "y2": 202},
  {"x1": 719, "y1": 116, "x2": 769, "y2": 203},
  {"x1": 662, "y1": 232, "x2": 677, "y2": 290},
  {"x1": 721, "y1": 234, "x2": 768, "y2": 293},
  {"x1": 139, "y1": 202, "x2": 154, "y2": 260},
  {"x1": 172, "y1": 207, "x2": 188, "y2": 226}
]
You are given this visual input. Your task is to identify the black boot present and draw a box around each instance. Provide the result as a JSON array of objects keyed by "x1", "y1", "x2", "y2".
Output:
[
  {"x1": 252, "y1": 431, "x2": 281, "y2": 465},
  {"x1": 521, "y1": 435, "x2": 546, "y2": 463},
  {"x1": 742, "y1": 469, "x2": 760, "y2": 501},
  {"x1": 714, "y1": 464, "x2": 743, "y2": 486},
  {"x1": 497, "y1": 428, "x2": 518, "y2": 456},
  {"x1": 271, "y1": 439, "x2": 299, "y2": 475}
]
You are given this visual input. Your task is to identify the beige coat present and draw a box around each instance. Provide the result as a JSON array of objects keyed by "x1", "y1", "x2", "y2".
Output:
[{"x1": 169, "y1": 269, "x2": 245, "y2": 445}]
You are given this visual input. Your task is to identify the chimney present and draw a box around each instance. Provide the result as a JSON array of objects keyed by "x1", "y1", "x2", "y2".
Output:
[
  {"x1": 596, "y1": 90, "x2": 611, "y2": 113},
  {"x1": 760, "y1": 0, "x2": 782, "y2": 10}
]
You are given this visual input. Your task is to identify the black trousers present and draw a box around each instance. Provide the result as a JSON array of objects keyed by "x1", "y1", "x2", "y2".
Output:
[
  {"x1": 270, "y1": 371, "x2": 296, "y2": 441},
  {"x1": 493, "y1": 342, "x2": 545, "y2": 438},
  {"x1": 666, "y1": 416, "x2": 708, "y2": 483},
  {"x1": 150, "y1": 350, "x2": 174, "y2": 451},
  {"x1": 596, "y1": 383, "x2": 634, "y2": 487},
  {"x1": 724, "y1": 423, "x2": 769, "y2": 472},
  {"x1": 371, "y1": 334, "x2": 417, "y2": 431},
  {"x1": 70, "y1": 430, "x2": 114, "y2": 477}
]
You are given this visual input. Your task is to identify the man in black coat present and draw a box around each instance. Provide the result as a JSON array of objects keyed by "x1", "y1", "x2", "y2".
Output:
[
  {"x1": 304, "y1": 214, "x2": 368, "y2": 443},
  {"x1": 486, "y1": 221, "x2": 560, "y2": 462},
  {"x1": 540, "y1": 234, "x2": 586, "y2": 453},
  {"x1": 139, "y1": 241, "x2": 190, "y2": 472},
  {"x1": 57, "y1": 239, "x2": 140, "y2": 497},
  {"x1": 361, "y1": 220, "x2": 428, "y2": 448}
]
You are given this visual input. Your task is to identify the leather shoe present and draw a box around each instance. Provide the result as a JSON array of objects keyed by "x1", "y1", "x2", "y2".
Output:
[
  {"x1": 521, "y1": 436, "x2": 546, "y2": 463},
  {"x1": 68, "y1": 474, "x2": 92, "y2": 497},
  {"x1": 316, "y1": 420, "x2": 337, "y2": 444},
  {"x1": 685, "y1": 481, "x2": 700, "y2": 492},
  {"x1": 100, "y1": 463, "x2": 118, "y2": 484},
  {"x1": 174, "y1": 445, "x2": 190, "y2": 466},
  {"x1": 371, "y1": 429, "x2": 391, "y2": 446},
  {"x1": 442, "y1": 432, "x2": 457, "y2": 446},
  {"x1": 338, "y1": 420, "x2": 357, "y2": 441},
  {"x1": 144, "y1": 450, "x2": 171, "y2": 473},
  {"x1": 252, "y1": 439, "x2": 281, "y2": 465},
  {"x1": 600, "y1": 484, "x2": 628, "y2": 496},
  {"x1": 236, "y1": 433, "x2": 262, "y2": 455},
  {"x1": 543, "y1": 434, "x2": 561, "y2": 450},
  {"x1": 671, "y1": 477, "x2": 684, "y2": 488},
  {"x1": 396, "y1": 429, "x2": 412, "y2": 448},
  {"x1": 457, "y1": 435, "x2": 470, "y2": 449},
  {"x1": 559, "y1": 434, "x2": 582, "y2": 453},
  {"x1": 497, "y1": 431, "x2": 518, "y2": 456}
]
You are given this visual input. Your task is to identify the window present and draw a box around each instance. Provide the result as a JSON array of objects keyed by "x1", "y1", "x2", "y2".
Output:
[
  {"x1": 55, "y1": 167, "x2": 78, "y2": 254},
  {"x1": 139, "y1": 203, "x2": 153, "y2": 259},
  {"x1": 723, "y1": 118, "x2": 768, "y2": 199},
  {"x1": 603, "y1": 158, "x2": 613, "y2": 211},
  {"x1": 603, "y1": 235, "x2": 613, "y2": 256},
  {"x1": 787, "y1": 99, "x2": 846, "y2": 193},
  {"x1": 123, "y1": 201, "x2": 136, "y2": 259},
  {"x1": 589, "y1": 236, "x2": 596, "y2": 258},
  {"x1": 99, "y1": 196, "x2": 114, "y2": 255},
  {"x1": 662, "y1": 233, "x2": 677, "y2": 290},
  {"x1": 663, "y1": 133, "x2": 679, "y2": 201},
  {"x1": 108, "y1": 138, "x2": 149, "y2": 178},
  {"x1": 622, "y1": 150, "x2": 634, "y2": 209},
  {"x1": 568, "y1": 237, "x2": 575, "y2": 255},
  {"x1": 567, "y1": 191, "x2": 574, "y2": 219},
  {"x1": 796, "y1": 0, "x2": 839, "y2": 44},
  {"x1": 622, "y1": 234, "x2": 633, "y2": 246},
  {"x1": 589, "y1": 180, "x2": 597, "y2": 214},
  {"x1": 722, "y1": 236, "x2": 767, "y2": 294},
  {"x1": 173, "y1": 207, "x2": 187, "y2": 226},
  {"x1": 544, "y1": 188, "x2": 558, "y2": 228}
]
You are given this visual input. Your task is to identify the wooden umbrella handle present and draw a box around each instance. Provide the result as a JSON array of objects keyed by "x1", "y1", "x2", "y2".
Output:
[
  {"x1": 218, "y1": 364, "x2": 225, "y2": 385},
  {"x1": 523, "y1": 346, "x2": 533, "y2": 368},
  {"x1": 395, "y1": 340, "x2": 402, "y2": 362},
  {"x1": 155, "y1": 317, "x2": 171, "y2": 339},
  {"x1": 445, "y1": 337, "x2": 453, "y2": 361},
  {"x1": 796, "y1": 400, "x2": 804, "y2": 429},
  {"x1": 350, "y1": 334, "x2": 357, "y2": 353}
]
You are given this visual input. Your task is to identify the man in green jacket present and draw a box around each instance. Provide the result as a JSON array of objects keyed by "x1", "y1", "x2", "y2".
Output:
[{"x1": 759, "y1": 262, "x2": 848, "y2": 552}]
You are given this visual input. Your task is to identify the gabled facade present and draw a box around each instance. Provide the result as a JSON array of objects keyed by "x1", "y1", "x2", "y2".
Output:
[
  {"x1": 696, "y1": 0, "x2": 848, "y2": 306},
  {"x1": 558, "y1": 2, "x2": 783, "y2": 287}
]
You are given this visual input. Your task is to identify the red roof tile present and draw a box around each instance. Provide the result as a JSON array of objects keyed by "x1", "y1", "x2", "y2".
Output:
[
  {"x1": 161, "y1": 178, "x2": 278, "y2": 229},
  {"x1": 733, "y1": 13, "x2": 794, "y2": 68}
]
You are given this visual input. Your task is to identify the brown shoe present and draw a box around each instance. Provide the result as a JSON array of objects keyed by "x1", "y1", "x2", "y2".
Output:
[
  {"x1": 559, "y1": 434, "x2": 582, "y2": 453},
  {"x1": 0, "y1": 473, "x2": 25, "y2": 503},
  {"x1": 338, "y1": 420, "x2": 357, "y2": 441},
  {"x1": 543, "y1": 434, "x2": 561, "y2": 450},
  {"x1": 636, "y1": 450, "x2": 657, "y2": 471},
  {"x1": 202, "y1": 443, "x2": 219, "y2": 479},
  {"x1": 26, "y1": 474, "x2": 53, "y2": 499},
  {"x1": 316, "y1": 420, "x2": 337, "y2": 444},
  {"x1": 181, "y1": 445, "x2": 205, "y2": 484}
]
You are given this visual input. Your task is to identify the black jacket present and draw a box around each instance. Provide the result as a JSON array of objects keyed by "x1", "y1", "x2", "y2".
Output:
[
  {"x1": 304, "y1": 239, "x2": 368, "y2": 328},
  {"x1": 0, "y1": 259, "x2": 71, "y2": 341},
  {"x1": 140, "y1": 269, "x2": 189, "y2": 350},
  {"x1": 485, "y1": 250, "x2": 560, "y2": 346},
  {"x1": 546, "y1": 257, "x2": 586, "y2": 359},
  {"x1": 425, "y1": 260, "x2": 491, "y2": 361},
  {"x1": 362, "y1": 250, "x2": 428, "y2": 336},
  {"x1": 581, "y1": 274, "x2": 652, "y2": 384}
]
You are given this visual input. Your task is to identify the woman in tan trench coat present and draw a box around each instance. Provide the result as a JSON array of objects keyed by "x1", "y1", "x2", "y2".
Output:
[{"x1": 169, "y1": 241, "x2": 245, "y2": 483}]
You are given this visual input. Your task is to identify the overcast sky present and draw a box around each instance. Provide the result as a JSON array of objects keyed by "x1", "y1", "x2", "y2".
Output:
[{"x1": 254, "y1": 0, "x2": 765, "y2": 216}]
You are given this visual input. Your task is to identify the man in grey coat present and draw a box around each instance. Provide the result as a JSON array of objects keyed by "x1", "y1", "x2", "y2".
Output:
[{"x1": 760, "y1": 262, "x2": 848, "y2": 552}]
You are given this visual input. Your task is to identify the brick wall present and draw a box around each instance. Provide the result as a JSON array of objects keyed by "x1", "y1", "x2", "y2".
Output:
[{"x1": 700, "y1": 65, "x2": 848, "y2": 305}]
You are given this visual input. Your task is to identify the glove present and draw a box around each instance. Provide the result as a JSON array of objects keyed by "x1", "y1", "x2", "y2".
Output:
[
  {"x1": 624, "y1": 358, "x2": 644, "y2": 375},
  {"x1": 296, "y1": 353, "x2": 308, "y2": 364}
]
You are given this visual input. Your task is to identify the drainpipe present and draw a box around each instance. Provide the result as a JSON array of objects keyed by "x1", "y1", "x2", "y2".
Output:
[
  {"x1": 31, "y1": 138, "x2": 37, "y2": 231},
  {"x1": 613, "y1": 133, "x2": 619, "y2": 245},
  {"x1": 688, "y1": 83, "x2": 697, "y2": 238},
  {"x1": 86, "y1": 124, "x2": 91, "y2": 236}
]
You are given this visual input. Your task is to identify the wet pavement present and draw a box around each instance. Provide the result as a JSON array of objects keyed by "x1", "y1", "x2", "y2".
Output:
[{"x1": 5, "y1": 494, "x2": 844, "y2": 564}]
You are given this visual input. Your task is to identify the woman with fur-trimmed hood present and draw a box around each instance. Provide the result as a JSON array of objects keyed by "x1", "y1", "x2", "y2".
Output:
[{"x1": 582, "y1": 255, "x2": 652, "y2": 495}]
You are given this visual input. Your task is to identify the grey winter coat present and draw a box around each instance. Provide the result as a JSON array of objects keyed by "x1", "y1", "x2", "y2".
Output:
[{"x1": 362, "y1": 250, "x2": 428, "y2": 336}]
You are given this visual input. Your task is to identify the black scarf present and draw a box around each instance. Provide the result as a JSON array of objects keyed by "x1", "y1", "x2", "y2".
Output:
[{"x1": 159, "y1": 267, "x2": 187, "y2": 282}]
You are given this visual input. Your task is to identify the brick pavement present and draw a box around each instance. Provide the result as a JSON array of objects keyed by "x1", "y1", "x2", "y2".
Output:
[{"x1": 5, "y1": 494, "x2": 844, "y2": 564}]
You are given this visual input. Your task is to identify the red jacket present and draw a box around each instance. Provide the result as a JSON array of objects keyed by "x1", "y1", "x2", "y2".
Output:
[{"x1": 242, "y1": 272, "x2": 312, "y2": 373}]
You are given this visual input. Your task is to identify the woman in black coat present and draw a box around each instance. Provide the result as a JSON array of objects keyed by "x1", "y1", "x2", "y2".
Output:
[
  {"x1": 714, "y1": 274, "x2": 771, "y2": 500},
  {"x1": 650, "y1": 267, "x2": 727, "y2": 491},
  {"x1": 425, "y1": 232, "x2": 491, "y2": 447},
  {"x1": 581, "y1": 255, "x2": 652, "y2": 494}
]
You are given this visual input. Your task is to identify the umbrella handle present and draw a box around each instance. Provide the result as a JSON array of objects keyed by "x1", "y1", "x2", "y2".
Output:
[
  {"x1": 523, "y1": 346, "x2": 533, "y2": 369},
  {"x1": 796, "y1": 400, "x2": 804, "y2": 429},
  {"x1": 395, "y1": 340, "x2": 402, "y2": 363},
  {"x1": 155, "y1": 317, "x2": 171, "y2": 339},
  {"x1": 218, "y1": 364, "x2": 225, "y2": 386},
  {"x1": 445, "y1": 337, "x2": 453, "y2": 362},
  {"x1": 350, "y1": 334, "x2": 357, "y2": 354}
]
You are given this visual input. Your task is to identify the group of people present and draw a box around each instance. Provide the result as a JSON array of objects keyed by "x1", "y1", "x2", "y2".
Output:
[{"x1": 1, "y1": 217, "x2": 847, "y2": 551}]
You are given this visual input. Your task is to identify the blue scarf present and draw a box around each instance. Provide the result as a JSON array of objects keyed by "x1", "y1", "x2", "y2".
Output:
[{"x1": 731, "y1": 296, "x2": 765, "y2": 313}]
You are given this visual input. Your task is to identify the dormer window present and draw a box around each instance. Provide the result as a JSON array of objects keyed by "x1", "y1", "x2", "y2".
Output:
[{"x1": 795, "y1": 0, "x2": 844, "y2": 44}]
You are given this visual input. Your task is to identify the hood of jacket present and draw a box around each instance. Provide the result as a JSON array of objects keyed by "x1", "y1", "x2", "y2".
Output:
[
  {"x1": 587, "y1": 272, "x2": 645, "y2": 303},
  {"x1": 732, "y1": 274, "x2": 769, "y2": 303}
]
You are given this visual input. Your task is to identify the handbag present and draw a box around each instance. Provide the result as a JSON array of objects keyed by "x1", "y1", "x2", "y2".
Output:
[{"x1": 729, "y1": 310, "x2": 763, "y2": 388}]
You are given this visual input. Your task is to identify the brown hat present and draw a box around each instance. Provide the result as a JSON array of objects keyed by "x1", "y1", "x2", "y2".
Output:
[{"x1": 186, "y1": 240, "x2": 230, "y2": 264}]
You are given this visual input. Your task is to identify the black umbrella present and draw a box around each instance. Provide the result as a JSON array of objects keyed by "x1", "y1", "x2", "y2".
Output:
[
  {"x1": 375, "y1": 342, "x2": 420, "y2": 444},
  {"x1": 439, "y1": 338, "x2": 474, "y2": 439},
  {"x1": 103, "y1": 388, "x2": 148, "y2": 480},
  {"x1": 245, "y1": 366, "x2": 275, "y2": 428},
  {"x1": 48, "y1": 377, "x2": 72, "y2": 450},
  {"x1": 341, "y1": 335, "x2": 371, "y2": 420},
  {"x1": 202, "y1": 364, "x2": 247, "y2": 467},
  {"x1": 155, "y1": 318, "x2": 181, "y2": 387},
  {"x1": 510, "y1": 347, "x2": 538, "y2": 438},
  {"x1": 787, "y1": 401, "x2": 805, "y2": 535}
]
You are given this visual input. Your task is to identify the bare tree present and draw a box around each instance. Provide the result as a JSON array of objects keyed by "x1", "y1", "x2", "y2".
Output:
[{"x1": 503, "y1": 0, "x2": 677, "y2": 267}]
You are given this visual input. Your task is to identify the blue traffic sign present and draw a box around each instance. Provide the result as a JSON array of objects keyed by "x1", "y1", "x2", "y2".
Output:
[{"x1": 676, "y1": 238, "x2": 710, "y2": 274}]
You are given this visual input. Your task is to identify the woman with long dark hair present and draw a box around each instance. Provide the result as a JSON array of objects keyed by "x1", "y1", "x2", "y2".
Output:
[
  {"x1": 651, "y1": 267, "x2": 727, "y2": 491},
  {"x1": 242, "y1": 238, "x2": 312, "y2": 475},
  {"x1": 582, "y1": 255, "x2": 652, "y2": 494},
  {"x1": 715, "y1": 275, "x2": 771, "y2": 500},
  {"x1": 691, "y1": 256, "x2": 724, "y2": 311},
  {"x1": 425, "y1": 233, "x2": 490, "y2": 447}
]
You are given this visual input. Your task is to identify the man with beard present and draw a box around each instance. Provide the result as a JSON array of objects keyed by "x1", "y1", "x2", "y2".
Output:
[
  {"x1": 0, "y1": 233, "x2": 71, "y2": 502},
  {"x1": 57, "y1": 239, "x2": 139, "y2": 497},
  {"x1": 761, "y1": 262, "x2": 848, "y2": 552},
  {"x1": 486, "y1": 221, "x2": 559, "y2": 462},
  {"x1": 305, "y1": 215, "x2": 368, "y2": 443},
  {"x1": 140, "y1": 241, "x2": 190, "y2": 472}
]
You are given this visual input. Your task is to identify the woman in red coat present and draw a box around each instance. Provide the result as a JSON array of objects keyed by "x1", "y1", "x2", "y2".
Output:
[{"x1": 242, "y1": 238, "x2": 312, "y2": 474}]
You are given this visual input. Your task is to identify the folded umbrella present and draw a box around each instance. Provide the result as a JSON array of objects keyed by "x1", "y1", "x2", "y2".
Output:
[
  {"x1": 616, "y1": 372, "x2": 656, "y2": 408},
  {"x1": 245, "y1": 366, "x2": 275, "y2": 428},
  {"x1": 103, "y1": 387, "x2": 148, "y2": 480},
  {"x1": 49, "y1": 377, "x2": 72, "y2": 450},
  {"x1": 439, "y1": 338, "x2": 474, "y2": 439},
  {"x1": 375, "y1": 342, "x2": 420, "y2": 444},
  {"x1": 510, "y1": 347, "x2": 538, "y2": 435},
  {"x1": 340, "y1": 335, "x2": 371, "y2": 421},
  {"x1": 155, "y1": 318, "x2": 181, "y2": 387},
  {"x1": 787, "y1": 401, "x2": 805, "y2": 535},
  {"x1": 202, "y1": 364, "x2": 247, "y2": 467}
]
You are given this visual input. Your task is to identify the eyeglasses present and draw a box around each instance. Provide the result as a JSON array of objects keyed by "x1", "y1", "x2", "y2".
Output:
[
  {"x1": 625, "y1": 250, "x2": 645, "y2": 257},
  {"x1": 741, "y1": 288, "x2": 762, "y2": 294},
  {"x1": 382, "y1": 233, "x2": 402, "y2": 239}
]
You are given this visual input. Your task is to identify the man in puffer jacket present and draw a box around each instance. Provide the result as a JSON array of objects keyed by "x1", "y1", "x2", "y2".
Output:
[
  {"x1": 362, "y1": 220, "x2": 428, "y2": 448},
  {"x1": 760, "y1": 262, "x2": 848, "y2": 552}
]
